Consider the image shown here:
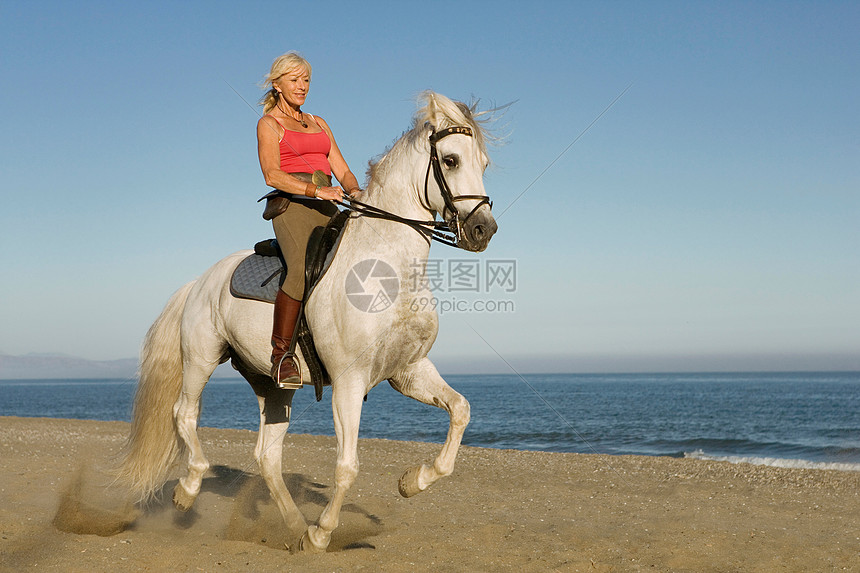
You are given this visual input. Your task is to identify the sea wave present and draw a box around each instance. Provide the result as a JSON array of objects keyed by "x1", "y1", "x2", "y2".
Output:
[{"x1": 684, "y1": 449, "x2": 860, "y2": 472}]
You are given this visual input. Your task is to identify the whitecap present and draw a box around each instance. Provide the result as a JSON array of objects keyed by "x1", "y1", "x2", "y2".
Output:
[{"x1": 684, "y1": 449, "x2": 860, "y2": 472}]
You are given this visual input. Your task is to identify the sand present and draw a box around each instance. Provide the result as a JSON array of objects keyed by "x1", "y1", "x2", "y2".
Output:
[{"x1": 0, "y1": 416, "x2": 858, "y2": 572}]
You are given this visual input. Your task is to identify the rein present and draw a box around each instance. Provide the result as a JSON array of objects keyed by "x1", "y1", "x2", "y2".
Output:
[
  {"x1": 333, "y1": 195, "x2": 460, "y2": 248},
  {"x1": 337, "y1": 125, "x2": 491, "y2": 249}
]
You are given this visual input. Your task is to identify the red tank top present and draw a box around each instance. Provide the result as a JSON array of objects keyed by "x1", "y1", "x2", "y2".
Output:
[{"x1": 269, "y1": 115, "x2": 332, "y2": 176}]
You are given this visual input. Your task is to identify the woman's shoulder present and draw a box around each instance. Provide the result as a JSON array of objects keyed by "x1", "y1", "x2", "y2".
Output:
[
  {"x1": 308, "y1": 113, "x2": 326, "y2": 122},
  {"x1": 309, "y1": 114, "x2": 334, "y2": 133},
  {"x1": 257, "y1": 114, "x2": 285, "y2": 138},
  {"x1": 258, "y1": 114, "x2": 283, "y2": 127}
]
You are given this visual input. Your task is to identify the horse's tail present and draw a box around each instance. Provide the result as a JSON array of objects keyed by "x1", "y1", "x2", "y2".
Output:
[{"x1": 114, "y1": 281, "x2": 195, "y2": 503}]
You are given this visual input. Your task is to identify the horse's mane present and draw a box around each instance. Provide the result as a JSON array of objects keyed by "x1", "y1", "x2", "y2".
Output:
[
  {"x1": 367, "y1": 91, "x2": 494, "y2": 185},
  {"x1": 412, "y1": 91, "x2": 491, "y2": 157}
]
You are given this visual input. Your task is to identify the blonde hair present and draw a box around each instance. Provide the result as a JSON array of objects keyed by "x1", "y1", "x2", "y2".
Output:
[{"x1": 260, "y1": 52, "x2": 312, "y2": 113}]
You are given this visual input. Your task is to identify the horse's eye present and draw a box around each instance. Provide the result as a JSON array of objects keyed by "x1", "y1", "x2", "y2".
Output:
[{"x1": 443, "y1": 155, "x2": 459, "y2": 169}]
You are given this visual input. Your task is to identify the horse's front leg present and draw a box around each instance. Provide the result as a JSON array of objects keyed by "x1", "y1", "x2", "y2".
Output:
[
  {"x1": 389, "y1": 357, "x2": 470, "y2": 497},
  {"x1": 301, "y1": 379, "x2": 365, "y2": 553}
]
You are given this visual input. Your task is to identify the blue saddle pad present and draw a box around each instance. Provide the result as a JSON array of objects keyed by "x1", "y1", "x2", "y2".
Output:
[{"x1": 229, "y1": 253, "x2": 284, "y2": 304}]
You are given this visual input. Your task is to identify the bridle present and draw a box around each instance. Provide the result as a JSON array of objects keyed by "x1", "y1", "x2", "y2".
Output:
[
  {"x1": 420, "y1": 125, "x2": 492, "y2": 245},
  {"x1": 339, "y1": 124, "x2": 492, "y2": 249}
]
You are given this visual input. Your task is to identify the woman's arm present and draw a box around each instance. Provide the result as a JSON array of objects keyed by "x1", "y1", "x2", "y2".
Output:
[{"x1": 316, "y1": 116, "x2": 362, "y2": 196}]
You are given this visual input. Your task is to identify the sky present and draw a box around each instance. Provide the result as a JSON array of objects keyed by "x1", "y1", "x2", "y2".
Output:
[{"x1": 1, "y1": 1, "x2": 858, "y2": 373}]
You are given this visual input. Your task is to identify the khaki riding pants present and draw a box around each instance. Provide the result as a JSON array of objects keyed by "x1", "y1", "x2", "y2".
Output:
[{"x1": 272, "y1": 197, "x2": 339, "y2": 299}]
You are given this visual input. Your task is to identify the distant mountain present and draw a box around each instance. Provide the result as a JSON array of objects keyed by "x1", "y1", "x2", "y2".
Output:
[
  {"x1": 0, "y1": 353, "x2": 242, "y2": 380},
  {"x1": 0, "y1": 353, "x2": 139, "y2": 380}
]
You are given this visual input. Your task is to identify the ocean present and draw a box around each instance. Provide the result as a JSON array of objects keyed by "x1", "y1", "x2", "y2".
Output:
[{"x1": 2, "y1": 372, "x2": 858, "y2": 472}]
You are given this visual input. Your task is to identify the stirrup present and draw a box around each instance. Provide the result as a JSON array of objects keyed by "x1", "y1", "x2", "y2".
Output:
[{"x1": 274, "y1": 353, "x2": 303, "y2": 390}]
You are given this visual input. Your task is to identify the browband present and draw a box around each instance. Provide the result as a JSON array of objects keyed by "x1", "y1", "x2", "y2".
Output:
[{"x1": 429, "y1": 126, "x2": 473, "y2": 144}]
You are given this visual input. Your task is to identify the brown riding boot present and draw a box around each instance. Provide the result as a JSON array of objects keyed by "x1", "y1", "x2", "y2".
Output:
[{"x1": 271, "y1": 290, "x2": 303, "y2": 389}]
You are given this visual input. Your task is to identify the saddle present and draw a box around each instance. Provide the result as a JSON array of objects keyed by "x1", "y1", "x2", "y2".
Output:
[{"x1": 230, "y1": 210, "x2": 350, "y2": 401}]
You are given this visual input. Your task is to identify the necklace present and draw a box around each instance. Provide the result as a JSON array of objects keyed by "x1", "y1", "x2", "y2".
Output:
[{"x1": 277, "y1": 101, "x2": 308, "y2": 128}]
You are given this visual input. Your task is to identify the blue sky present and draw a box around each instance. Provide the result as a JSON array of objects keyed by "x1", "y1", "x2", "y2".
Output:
[{"x1": 1, "y1": 1, "x2": 857, "y2": 373}]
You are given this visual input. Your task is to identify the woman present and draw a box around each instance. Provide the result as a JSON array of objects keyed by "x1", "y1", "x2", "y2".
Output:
[{"x1": 257, "y1": 52, "x2": 362, "y2": 389}]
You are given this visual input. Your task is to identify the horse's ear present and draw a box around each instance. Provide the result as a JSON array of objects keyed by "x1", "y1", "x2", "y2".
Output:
[{"x1": 425, "y1": 92, "x2": 440, "y2": 126}]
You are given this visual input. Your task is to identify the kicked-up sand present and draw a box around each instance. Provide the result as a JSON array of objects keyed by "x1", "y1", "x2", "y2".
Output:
[{"x1": 0, "y1": 416, "x2": 858, "y2": 572}]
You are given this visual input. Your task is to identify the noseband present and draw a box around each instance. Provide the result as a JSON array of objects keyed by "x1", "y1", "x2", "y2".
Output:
[{"x1": 422, "y1": 126, "x2": 492, "y2": 243}]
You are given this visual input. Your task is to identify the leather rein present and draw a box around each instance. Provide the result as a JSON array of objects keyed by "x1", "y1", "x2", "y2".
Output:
[{"x1": 335, "y1": 125, "x2": 492, "y2": 249}]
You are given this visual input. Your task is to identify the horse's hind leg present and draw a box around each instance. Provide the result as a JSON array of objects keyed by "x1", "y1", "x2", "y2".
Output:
[
  {"x1": 389, "y1": 357, "x2": 470, "y2": 497},
  {"x1": 246, "y1": 376, "x2": 308, "y2": 544},
  {"x1": 172, "y1": 359, "x2": 220, "y2": 511}
]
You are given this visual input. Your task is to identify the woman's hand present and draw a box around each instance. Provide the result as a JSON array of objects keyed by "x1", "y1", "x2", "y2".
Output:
[{"x1": 314, "y1": 185, "x2": 345, "y2": 201}]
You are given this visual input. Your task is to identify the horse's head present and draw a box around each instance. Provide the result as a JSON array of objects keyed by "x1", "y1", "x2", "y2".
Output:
[{"x1": 419, "y1": 93, "x2": 498, "y2": 252}]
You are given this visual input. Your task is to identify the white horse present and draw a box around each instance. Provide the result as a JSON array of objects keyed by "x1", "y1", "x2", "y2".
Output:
[{"x1": 115, "y1": 91, "x2": 498, "y2": 553}]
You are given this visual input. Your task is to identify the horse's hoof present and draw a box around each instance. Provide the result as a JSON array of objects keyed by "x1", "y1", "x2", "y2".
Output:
[
  {"x1": 398, "y1": 465, "x2": 427, "y2": 498},
  {"x1": 300, "y1": 526, "x2": 327, "y2": 554},
  {"x1": 172, "y1": 483, "x2": 196, "y2": 512}
]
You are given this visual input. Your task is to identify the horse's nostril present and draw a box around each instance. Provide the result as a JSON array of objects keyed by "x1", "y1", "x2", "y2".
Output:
[{"x1": 472, "y1": 225, "x2": 485, "y2": 241}]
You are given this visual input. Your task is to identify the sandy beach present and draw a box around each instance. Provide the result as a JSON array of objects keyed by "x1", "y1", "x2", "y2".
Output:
[{"x1": 0, "y1": 416, "x2": 857, "y2": 572}]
